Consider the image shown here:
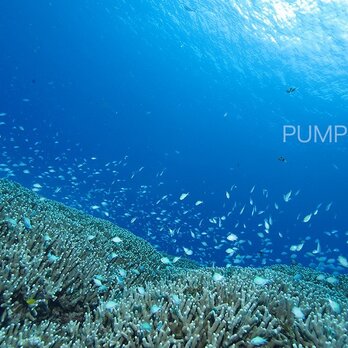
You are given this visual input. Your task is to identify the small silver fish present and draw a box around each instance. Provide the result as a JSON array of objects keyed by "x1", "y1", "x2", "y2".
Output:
[{"x1": 23, "y1": 215, "x2": 32, "y2": 230}]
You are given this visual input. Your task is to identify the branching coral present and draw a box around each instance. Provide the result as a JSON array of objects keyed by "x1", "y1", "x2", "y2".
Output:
[{"x1": 0, "y1": 179, "x2": 347, "y2": 347}]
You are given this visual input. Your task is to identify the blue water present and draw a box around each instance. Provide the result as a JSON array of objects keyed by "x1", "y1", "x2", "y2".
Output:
[{"x1": 1, "y1": 1, "x2": 347, "y2": 271}]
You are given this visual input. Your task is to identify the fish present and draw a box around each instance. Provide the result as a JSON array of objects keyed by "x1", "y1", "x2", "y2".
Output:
[
  {"x1": 135, "y1": 285, "x2": 145, "y2": 294},
  {"x1": 105, "y1": 301, "x2": 117, "y2": 310},
  {"x1": 227, "y1": 233, "x2": 238, "y2": 241},
  {"x1": 292, "y1": 307, "x2": 305, "y2": 320},
  {"x1": 111, "y1": 236, "x2": 122, "y2": 243},
  {"x1": 312, "y1": 240, "x2": 321, "y2": 254},
  {"x1": 179, "y1": 192, "x2": 189, "y2": 201},
  {"x1": 160, "y1": 257, "x2": 171, "y2": 265},
  {"x1": 328, "y1": 299, "x2": 341, "y2": 313},
  {"x1": 316, "y1": 274, "x2": 325, "y2": 281},
  {"x1": 212, "y1": 273, "x2": 224, "y2": 282},
  {"x1": 150, "y1": 304, "x2": 161, "y2": 314},
  {"x1": 337, "y1": 256, "x2": 348, "y2": 268},
  {"x1": 93, "y1": 278, "x2": 103, "y2": 287},
  {"x1": 290, "y1": 243, "x2": 304, "y2": 251},
  {"x1": 326, "y1": 202, "x2": 333, "y2": 211},
  {"x1": 253, "y1": 276, "x2": 271, "y2": 286},
  {"x1": 5, "y1": 218, "x2": 17, "y2": 228},
  {"x1": 183, "y1": 247, "x2": 193, "y2": 255},
  {"x1": 171, "y1": 294, "x2": 181, "y2": 305},
  {"x1": 326, "y1": 277, "x2": 339, "y2": 285},
  {"x1": 48, "y1": 252, "x2": 59, "y2": 263},
  {"x1": 303, "y1": 214, "x2": 312, "y2": 223},
  {"x1": 23, "y1": 215, "x2": 32, "y2": 230},
  {"x1": 25, "y1": 298, "x2": 37, "y2": 306},
  {"x1": 240, "y1": 205, "x2": 245, "y2": 215},
  {"x1": 286, "y1": 87, "x2": 297, "y2": 94},
  {"x1": 183, "y1": 4, "x2": 195, "y2": 12},
  {"x1": 283, "y1": 190, "x2": 292, "y2": 202},
  {"x1": 140, "y1": 322, "x2": 152, "y2": 332},
  {"x1": 168, "y1": 228, "x2": 175, "y2": 236},
  {"x1": 250, "y1": 336, "x2": 268, "y2": 346}
]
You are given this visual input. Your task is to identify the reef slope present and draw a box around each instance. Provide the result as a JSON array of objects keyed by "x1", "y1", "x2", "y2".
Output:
[{"x1": 0, "y1": 179, "x2": 347, "y2": 347}]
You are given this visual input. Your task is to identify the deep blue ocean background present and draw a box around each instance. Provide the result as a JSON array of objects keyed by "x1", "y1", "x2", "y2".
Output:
[{"x1": 1, "y1": 1, "x2": 347, "y2": 272}]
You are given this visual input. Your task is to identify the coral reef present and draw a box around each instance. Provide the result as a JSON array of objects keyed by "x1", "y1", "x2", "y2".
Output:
[{"x1": 0, "y1": 179, "x2": 347, "y2": 347}]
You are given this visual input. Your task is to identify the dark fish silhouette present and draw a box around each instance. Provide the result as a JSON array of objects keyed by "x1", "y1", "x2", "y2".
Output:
[
  {"x1": 286, "y1": 87, "x2": 297, "y2": 94},
  {"x1": 183, "y1": 4, "x2": 195, "y2": 12}
]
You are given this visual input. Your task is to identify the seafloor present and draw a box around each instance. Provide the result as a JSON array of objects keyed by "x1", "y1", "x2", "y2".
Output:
[{"x1": 0, "y1": 179, "x2": 347, "y2": 347}]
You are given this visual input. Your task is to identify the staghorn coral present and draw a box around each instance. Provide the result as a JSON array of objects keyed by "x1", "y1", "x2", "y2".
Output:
[
  {"x1": 0, "y1": 179, "x2": 179, "y2": 327},
  {"x1": 0, "y1": 179, "x2": 347, "y2": 347}
]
